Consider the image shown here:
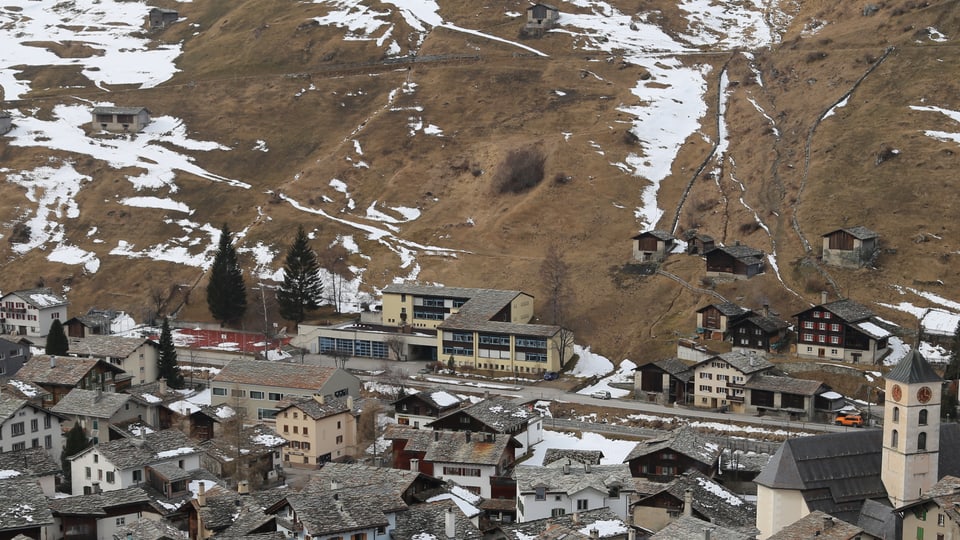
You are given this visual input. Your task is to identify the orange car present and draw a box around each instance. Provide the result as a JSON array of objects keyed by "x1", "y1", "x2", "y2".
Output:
[{"x1": 835, "y1": 413, "x2": 864, "y2": 427}]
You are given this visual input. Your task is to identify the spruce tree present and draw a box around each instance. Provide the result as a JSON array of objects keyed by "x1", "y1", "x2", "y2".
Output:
[
  {"x1": 206, "y1": 223, "x2": 247, "y2": 325},
  {"x1": 157, "y1": 318, "x2": 185, "y2": 389},
  {"x1": 61, "y1": 422, "x2": 91, "y2": 489},
  {"x1": 45, "y1": 319, "x2": 69, "y2": 355},
  {"x1": 277, "y1": 225, "x2": 324, "y2": 325}
]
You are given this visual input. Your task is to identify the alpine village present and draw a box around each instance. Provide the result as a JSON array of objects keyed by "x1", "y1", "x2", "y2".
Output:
[{"x1": 3, "y1": 1, "x2": 960, "y2": 540}]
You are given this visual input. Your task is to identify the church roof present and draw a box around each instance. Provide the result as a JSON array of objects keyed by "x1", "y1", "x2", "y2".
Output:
[
  {"x1": 885, "y1": 349, "x2": 941, "y2": 384},
  {"x1": 756, "y1": 424, "x2": 960, "y2": 526}
]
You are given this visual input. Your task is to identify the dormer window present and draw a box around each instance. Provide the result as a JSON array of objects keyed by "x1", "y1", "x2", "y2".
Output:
[{"x1": 535, "y1": 487, "x2": 546, "y2": 500}]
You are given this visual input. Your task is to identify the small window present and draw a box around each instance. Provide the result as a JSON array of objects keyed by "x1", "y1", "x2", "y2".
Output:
[
  {"x1": 303, "y1": 427, "x2": 309, "y2": 435},
  {"x1": 106, "y1": 471, "x2": 115, "y2": 483},
  {"x1": 920, "y1": 409, "x2": 928, "y2": 426},
  {"x1": 919, "y1": 432, "x2": 927, "y2": 451},
  {"x1": 213, "y1": 387, "x2": 227, "y2": 396},
  {"x1": 535, "y1": 487, "x2": 546, "y2": 500},
  {"x1": 893, "y1": 407, "x2": 900, "y2": 423},
  {"x1": 577, "y1": 499, "x2": 588, "y2": 510},
  {"x1": 551, "y1": 508, "x2": 566, "y2": 517},
  {"x1": 116, "y1": 517, "x2": 125, "y2": 526}
]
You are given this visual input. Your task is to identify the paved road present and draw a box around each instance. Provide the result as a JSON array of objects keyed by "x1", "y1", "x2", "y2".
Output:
[{"x1": 300, "y1": 353, "x2": 863, "y2": 435}]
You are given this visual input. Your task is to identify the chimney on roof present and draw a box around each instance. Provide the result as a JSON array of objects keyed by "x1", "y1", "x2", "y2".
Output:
[
  {"x1": 563, "y1": 462, "x2": 570, "y2": 475},
  {"x1": 95, "y1": 387, "x2": 102, "y2": 402},
  {"x1": 434, "y1": 431, "x2": 440, "y2": 441},
  {"x1": 684, "y1": 488, "x2": 693, "y2": 517},
  {"x1": 50, "y1": 356, "x2": 56, "y2": 369},
  {"x1": 410, "y1": 458, "x2": 419, "y2": 473},
  {"x1": 445, "y1": 506, "x2": 456, "y2": 539},
  {"x1": 346, "y1": 395, "x2": 354, "y2": 409},
  {"x1": 237, "y1": 480, "x2": 249, "y2": 495},
  {"x1": 734, "y1": 240, "x2": 740, "y2": 246},
  {"x1": 823, "y1": 515, "x2": 834, "y2": 530},
  {"x1": 331, "y1": 480, "x2": 340, "y2": 490},
  {"x1": 821, "y1": 291, "x2": 828, "y2": 304},
  {"x1": 589, "y1": 528, "x2": 600, "y2": 538},
  {"x1": 628, "y1": 529, "x2": 636, "y2": 540},
  {"x1": 763, "y1": 303, "x2": 769, "y2": 317},
  {"x1": 572, "y1": 512, "x2": 579, "y2": 524},
  {"x1": 158, "y1": 377, "x2": 167, "y2": 395},
  {"x1": 465, "y1": 431, "x2": 471, "y2": 443},
  {"x1": 315, "y1": 394, "x2": 326, "y2": 405},
  {"x1": 584, "y1": 463, "x2": 591, "y2": 473},
  {"x1": 198, "y1": 482, "x2": 207, "y2": 507},
  {"x1": 484, "y1": 390, "x2": 490, "y2": 400},
  {"x1": 703, "y1": 528, "x2": 712, "y2": 540}
]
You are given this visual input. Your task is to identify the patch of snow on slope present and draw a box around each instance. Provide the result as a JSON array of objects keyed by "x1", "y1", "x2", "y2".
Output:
[{"x1": 569, "y1": 345, "x2": 614, "y2": 378}]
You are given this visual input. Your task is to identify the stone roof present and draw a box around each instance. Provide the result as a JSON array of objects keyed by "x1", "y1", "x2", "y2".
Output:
[
  {"x1": 17, "y1": 355, "x2": 124, "y2": 387},
  {"x1": 433, "y1": 397, "x2": 540, "y2": 433},
  {"x1": 735, "y1": 314, "x2": 790, "y2": 333},
  {"x1": 49, "y1": 486, "x2": 156, "y2": 515},
  {"x1": 212, "y1": 358, "x2": 337, "y2": 391},
  {"x1": 650, "y1": 515, "x2": 752, "y2": 540},
  {"x1": 113, "y1": 518, "x2": 187, "y2": 540},
  {"x1": 698, "y1": 302, "x2": 752, "y2": 318},
  {"x1": 91, "y1": 106, "x2": 149, "y2": 115},
  {"x1": 543, "y1": 448, "x2": 604, "y2": 466},
  {"x1": 711, "y1": 244, "x2": 764, "y2": 262},
  {"x1": 384, "y1": 425, "x2": 518, "y2": 466},
  {"x1": 768, "y1": 510, "x2": 864, "y2": 540},
  {"x1": 303, "y1": 462, "x2": 435, "y2": 495},
  {"x1": 623, "y1": 426, "x2": 721, "y2": 466},
  {"x1": 0, "y1": 446, "x2": 61, "y2": 477},
  {"x1": 646, "y1": 357, "x2": 694, "y2": 381},
  {"x1": 500, "y1": 507, "x2": 629, "y2": 540},
  {"x1": 280, "y1": 396, "x2": 352, "y2": 420},
  {"x1": 68, "y1": 335, "x2": 156, "y2": 359},
  {"x1": 0, "y1": 395, "x2": 30, "y2": 423},
  {"x1": 823, "y1": 226, "x2": 878, "y2": 240},
  {"x1": 809, "y1": 299, "x2": 875, "y2": 323},
  {"x1": 51, "y1": 388, "x2": 132, "y2": 418},
  {"x1": 693, "y1": 351, "x2": 773, "y2": 376},
  {"x1": 652, "y1": 470, "x2": 755, "y2": 528},
  {"x1": 200, "y1": 424, "x2": 288, "y2": 463},
  {"x1": 743, "y1": 375, "x2": 827, "y2": 396},
  {"x1": 886, "y1": 349, "x2": 941, "y2": 384},
  {"x1": 392, "y1": 499, "x2": 483, "y2": 540},
  {"x1": 0, "y1": 476, "x2": 54, "y2": 532},
  {"x1": 393, "y1": 390, "x2": 464, "y2": 412},
  {"x1": 77, "y1": 428, "x2": 198, "y2": 470},
  {"x1": 3, "y1": 288, "x2": 68, "y2": 309},
  {"x1": 895, "y1": 475, "x2": 960, "y2": 521},
  {"x1": 515, "y1": 462, "x2": 633, "y2": 496},
  {"x1": 632, "y1": 229, "x2": 676, "y2": 241}
]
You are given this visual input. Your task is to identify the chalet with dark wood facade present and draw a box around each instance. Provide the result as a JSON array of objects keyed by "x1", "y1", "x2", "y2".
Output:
[
  {"x1": 634, "y1": 358, "x2": 693, "y2": 405},
  {"x1": 696, "y1": 302, "x2": 752, "y2": 340},
  {"x1": 742, "y1": 375, "x2": 831, "y2": 421},
  {"x1": 683, "y1": 230, "x2": 716, "y2": 255},
  {"x1": 149, "y1": 7, "x2": 179, "y2": 28},
  {"x1": 525, "y1": 3, "x2": 559, "y2": 30},
  {"x1": 13, "y1": 355, "x2": 128, "y2": 407},
  {"x1": 705, "y1": 243, "x2": 765, "y2": 279},
  {"x1": 794, "y1": 295, "x2": 891, "y2": 364},
  {"x1": 728, "y1": 308, "x2": 791, "y2": 354},
  {"x1": 392, "y1": 390, "x2": 463, "y2": 429},
  {"x1": 426, "y1": 397, "x2": 542, "y2": 455},
  {"x1": 822, "y1": 226, "x2": 878, "y2": 268},
  {"x1": 623, "y1": 427, "x2": 721, "y2": 480},
  {"x1": 631, "y1": 470, "x2": 754, "y2": 534},
  {"x1": 632, "y1": 230, "x2": 677, "y2": 263}
]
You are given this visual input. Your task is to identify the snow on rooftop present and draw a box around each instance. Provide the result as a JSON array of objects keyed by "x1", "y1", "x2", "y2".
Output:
[
  {"x1": 578, "y1": 519, "x2": 629, "y2": 537},
  {"x1": 156, "y1": 446, "x2": 196, "y2": 459},
  {"x1": 8, "y1": 380, "x2": 39, "y2": 397},
  {"x1": 252, "y1": 433, "x2": 287, "y2": 447},
  {"x1": 215, "y1": 405, "x2": 236, "y2": 419},
  {"x1": 430, "y1": 391, "x2": 460, "y2": 408},
  {"x1": 820, "y1": 391, "x2": 843, "y2": 400},
  {"x1": 0, "y1": 470, "x2": 22, "y2": 479},
  {"x1": 857, "y1": 321, "x2": 892, "y2": 340},
  {"x1": 696, "y1": 476, "x2": 744, "y2": 506},
  {"x1": 523, "y1": 430, "x2": 638, "y2": 467},
  {"x1": 141, "y1": 393, "x2": 162, "y2": 404},
  {"x1": 425, "y1": 492, "x2": 481, "y2": 518}
]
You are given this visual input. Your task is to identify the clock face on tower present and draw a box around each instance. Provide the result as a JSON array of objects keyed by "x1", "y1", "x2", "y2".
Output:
[
  {"x1": 892, "y1": 384, "x2": 902, "y2": 402},
  {"x1": 918, "y1": 386, "x2": 933, "y2": 404}
]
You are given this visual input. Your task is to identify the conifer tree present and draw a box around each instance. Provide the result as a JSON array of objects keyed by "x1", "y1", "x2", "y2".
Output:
[
  {"x1": 157, "y1": 318, "x2": 185, "y2": 389},
  {"x1": 277, "y1": 225, "x2": 324, "y2": 325},
  {"x1": 45, "y1": 319, "x2": 69, "y2": 356},
  {"x1": 61, "y1": 422, "x2": 91, "y2": 489},
  {"x1": 206, "y1": 223, "x2": 247, "y2": 325}
]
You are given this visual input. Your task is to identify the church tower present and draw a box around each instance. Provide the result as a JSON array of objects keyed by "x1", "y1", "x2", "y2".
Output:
[{"x1": 882, "y1": 349, "x2": 942, "y2": 507}]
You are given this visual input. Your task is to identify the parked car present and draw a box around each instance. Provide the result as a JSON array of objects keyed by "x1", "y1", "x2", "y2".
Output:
[
  {"x1": 835, "y1": 413, "x2": 864, "y2": 427},
  {"x1": 543, "y1": 371, "x2": 559, "y2": 381},
  {"x1": 591, "y1": 390, "x2": 611, "y2": 400}
]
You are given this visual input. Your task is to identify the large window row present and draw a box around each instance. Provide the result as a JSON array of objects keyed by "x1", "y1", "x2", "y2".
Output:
[
  {"x1": 443, "y1": 346, "x2": 473, "y2": 356},
  {"x1": 515, "y1": 338, "x2": 547, "y2": 349},
  {"x1": 319, "y1": 337, "x2": 389, "y2": 358},
  {"x1": 479, "y1": 334, "x2": 510, "y2": 346},
  {"x1": 413, "y1": 310, "x2": 445, "y2": 320}
]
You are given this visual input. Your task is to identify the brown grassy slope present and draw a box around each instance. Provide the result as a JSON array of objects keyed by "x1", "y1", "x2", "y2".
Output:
[{"x1": 2, "y1": 0, "x2": 960, "y2": 364}]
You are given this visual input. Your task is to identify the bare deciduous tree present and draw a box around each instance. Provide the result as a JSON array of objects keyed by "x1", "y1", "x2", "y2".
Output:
[
  {"x1": 385, "y1": 334, "x2": 405, "y2": 362},
  {"x1": 552, "y1": 327, "x2": 576, "y2": 369},
  {"x1": 332, "y1": 349, "x2": 351, "y2": 369},
  {"x1": 319, "y1": 243, "x2": 354, "y2": 313}
]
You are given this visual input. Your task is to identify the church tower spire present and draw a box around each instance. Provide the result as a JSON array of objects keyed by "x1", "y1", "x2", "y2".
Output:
[{"x1": 882, "y1": 349, "x2": 942, "y2": 507}]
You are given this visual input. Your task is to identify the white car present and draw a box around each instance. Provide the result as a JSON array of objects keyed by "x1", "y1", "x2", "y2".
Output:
[{"x1": 591, "y1": 391, "x2": 611, "y2": 400}]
